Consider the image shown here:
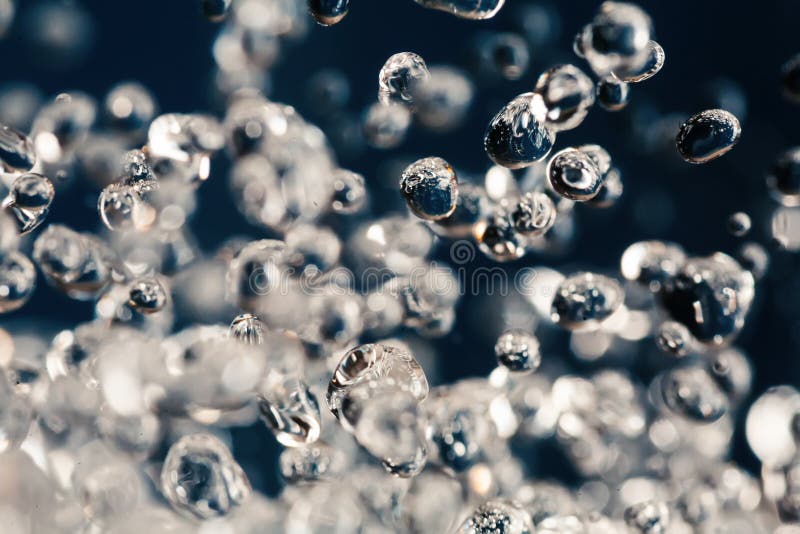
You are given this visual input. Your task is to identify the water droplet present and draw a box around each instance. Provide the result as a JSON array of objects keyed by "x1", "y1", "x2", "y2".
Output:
[
  {"x1": 583, "y1": 2, "x2": 652, "y2": 76},
  {"x1": 457, "y1": 499, "x2": 534, "y2": 534},
  {"x1": 484, "y1": 92, "x2": 555, "y2": 169},
  {"x1": 363, "y1": 102, "x2": 411, "y2": 149},
  {"x1": 161, "y1": 433, "x2": 251, "y2": 520},
  {"x1": 660, "y1": 365, "x2": 728, "y2": 423},
  {"x1": 726, "y1": 211, "x2": 751, "y2": 237},
  {"x1": 495, "y1": 329, "x2": 541, "y2": 373},
  {"x1": 279, "y1": 441, "x2": 346, "y2": 484},
  {"x1": 746, "y1": 386, "x2": 800, "y2": 467},
  {"x1": 620, "y1": 240, "x2": 686, "y2": 291},
  {"x1": 98, "y1": 183, "x2": 150, "y2": 232},
  {"x1": 613, "y1": 40, "x2": 665, "y2": 83},
  {"x1": 331, "y1": 169, "x2": 366, "y2": 214},
  {"x1": 623, "y1": 500, "x2": 670, "y2": 534},
  {"x1": 258, "y1": 373, "x2": 321, "y2": 447},
  {"x1": 510, "y1": 191, "x2": 557, "y2": 237},
  {"x1": 474, "y1": 208, "x2": 526, "y2": 262},
  {"x1": 547, "y1": 147, "x2": 604, "y2": 201},
  {"x1": 228, "y1": 313, "x2": 266, "y2": 345},
  {"x1": 414, "y1": 0, "x2": 505, "y2": 20},
  {"x1": 3, "y1": 172, "x2": 54, "y2": 234},
  {"x1": 127, "y1": 277, "x2": 168, "y2": 314},
  {"x1": 736, "y1": 241, "x2": 769, "y2": 281},
  {"x1": 400, "y1": 156, "x2": 458, "y2": 221},
  {"x1": 675, "y1": 109, "x2": 741, "y2": 164},
  {"x1": 0, "y1": 250, "x2": 36, "y2": 314},
  {"x1": 414, "y1": 65, "x2": 474, "y2": 132},
  {"x1": 551, "y1": 272, "x2": 624, "y2": 330},
  {"x1": 104, "y1": 82, "x2": 157, "y2": 136},
  {"x1": 707, "y1": 347, "x2": 752, "y2": 403},
  {"x1": 658, "y1": 252, "x2": 754, "y2": 345},
  {"x1": 475, "y1": 32, "x2": 530, "y2": 81},
  {"x1": 655, "y1": 321, "x2": 693, "y2": 357},
  {"x1": 597, "y1": 75, "x2": 630, "y2": 111},
  {"x1": 307, "y1": 0, "x2": 350, "y2": 26},
  {"x1": 0, "y1": 123, "x2": 36, "y2": 172},
  {"x1": 378, "y1": 52, "x2": 430, "y2": 106},
  {"x1": 533, "y1": 64, "x2": 595, "y2": 131},
  {"x1": 32, "y1": 92, "x2": 97, "y2": 164}
]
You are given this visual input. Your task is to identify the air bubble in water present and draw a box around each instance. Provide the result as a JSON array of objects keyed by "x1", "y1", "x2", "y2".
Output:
[
  {"x1": 414, "y1": 0, "x2": 506, "y2": 20},
  {"x1": 613, "y1": 40, "x2": 664, "y2": 83},
  {"x1": 378, "y1": 52, "x2": 430, "y2": 106},
  {"x1": 675, "y1": 109, "x2": 741, "y2": 164},
  {"x1": 495, "y1": 329, "x2": 541, "y2": 373},
  {"x1": 532, "y1": 64, "x2": 595, "y2": 132},
  {"x1": 510, "y1": 191, "x2": 556, "y2": 237},
  {"x1": 161, "y1": 433, "x2": 251, "y2": 520},
  {"x1": 307, "y1": 0, "x2": 350, "y2": 26},
  {"x1": 484, "y1": 93, "x2": 555, "y2": 169},
  {"x1": 547, "y1": 147, "x2": 604, "y2": 201},
  {"x1": 400, "y1": 156, "x2": 458, "y2": 221},
  {"x1": 551, "y1": 272, "x2": 623, "y2": 330}
]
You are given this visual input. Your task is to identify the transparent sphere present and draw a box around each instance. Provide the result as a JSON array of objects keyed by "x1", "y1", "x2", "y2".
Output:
[
  {"x1": 400, "y1": 156, "x2": 459, "y2": 221},
  {"x1": 746, "y1": 386, "x2": 800, "y2": 467},
  {"x1": 307, "y1": 0, "x2": 350, "y2": 26},
  {"x1": 5, "y1": 172, "x2": 54, "y2": 234},
  {"x1": 533, "y1": 64, "x2": 595, "y2": 132},
  {"x1": 585, "y1": 2, "x2": 652, "y2": 74},
  {"x1": 0, "y1": 250, "x2": 35, "y2": 314},
  {"x1": 495, "y1": 329, "x2": 541, "y2": 373},
  {"x1": 655, "y1": 321, "x2": 693, "y2": 357},
  {"x1": 484, "y1": 92, "x2": 555, "y2": 169},
  {"x1": 331, "y1": 169, "x2": 367, "y2": 214},
  {"x1": 104, "y1": 81, "x2": 157, "y2": 135},
  {"x1": 286, "y1": 223, "x2": 341, "y2": 275},
  {"x1": 675, "y1": 109, "x2": 741, "y2": 164},
  {"x1": 0, "y1": 123, "x2": 36, "y2": 172},
  {"x1": 160, "y1": 433, "x2": 251, "y2": 520},
  {"x1": 475, "y1": 32, "x2": 530, "y2": 81},
  {"x1": 457, "y1": 499, "x2": 534, "y2": 534},
  {"x1": 98, "y1": 184, "x2": 150, "y2": 232},
  {"x1": 228, "y1": 313, "x2": 266, "y2": 345},
  {"x1": 378, "y1": 52, "x2": 430, "y2": 105},
  {"x1": 768, "y1": 147, "x2": 800, "y2": 206},
  {"x1": 613, "y1": 40, "x2": 665, "y2": 83},
  {"x1": 127, "y1": 277, "x2": 168, "y2": 314},
  {"x1": 474, "y1": 209, "x2": 526, "y2": 262},
  {"x1": 510, "y1": 191, "x2": 557, "y2": 237},
  {"x1": 547, "y1": 147, "x2": 604, "y2": 201},
  {"x1": 620, "y1": 240, "x2": 686, "y2": 292},
  {"x1": 551, "y1": 272, "x2": 623, "y2": 330},
  {"x1": 597, "y1": 75, "x2": 630, "y2": 111},
  {"x1": 363, "y1": 102, "x2": 411, "y2": 149},
  {"x1": 414, "y1": 65, "x2": 474, "y2": 132},
  {"x1": 660, "y1": 365, "x2": 728, "y2": 423},
  {"x1": 726, "y1": 212, "x2": 751, "y2": 237},
  {"x1": 658, "y1": 253, "x2": 754, "y2": 345}
]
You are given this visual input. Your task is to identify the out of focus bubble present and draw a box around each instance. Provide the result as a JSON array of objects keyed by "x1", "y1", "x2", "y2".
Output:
[{"x1": 22, "y1": 1, "x2": 94, "y2": 70}]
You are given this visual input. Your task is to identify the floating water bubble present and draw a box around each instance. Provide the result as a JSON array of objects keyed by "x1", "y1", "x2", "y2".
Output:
[
  {"x1": 413, "y1": 65, "x2": 474, "y2": 132},
  {"x1": 767, "y1": 147, "x2": 800, "y2": 206},
  {"x1": 120, "y1": 149, "x2": 158, "y2": 193},
  {"x1": 660, "y1": 365, "x2": 728, "y2": 423},
  {"x1": 228, "y1": 313, "x2": 266, "y2": 345},
  {"x1": 707, "y1": 347, "x2": 752, "y2": 404},
  {"x1": 0, "y1": 123, "x2": 36, "y2": 172},
  {"x1": 3, "y1": 172, "x2": 54, "y2": 234},
  {"x1": 655, "y1": 321, "x2": 693, "y2": 357},
  {"x1": 32, "y1": 92, "x2": 97, "y2": 164},
  {"x1": 279, "y1": 441, "x2": 345, "y2": 484},
  {"x1": 484, "y1": 92, "x2": 555, "y2": 169},
  {"x1": 782, "y1": 54, "x2": 800, "y2": 103},
  {"x1": 582, "y1": 2, "x2": 652, "y2": 76},
  {"x1": 620, "y1": 240, "x2": 686, "y2": 292},
  {"x1": 474, "y1": 208, "x2": 526, "y2": 262},
  {"x1": 510, "y1": 191, "x2": 557, "y2": 237},
  {"x1": 202, "y1": 0, "x2": 231, "y2": 22},
  {"x1": 161, "y1": 433, "x2": 251, "y2": 520},
  {"x1": 431, "y1": 182, "x2": 487, "y2": 238},
  {"x1": 495, "y1": 329, "x2": 541, "y2": 373},
  {"x1": 378, "y1": 52, "x2": 430, "y2": 106},
  {"x1": 659, "y1": 252, "x2": 754, "y2": 345},
  {"x1": 586, "y1": 167, "x2": 623, "y2": 208},
  {"x1": 286, "y1": 223, "x2": 341, "y2": 275},
  {"x1": 746, "y1": 386, "x2": 800, "y2": 467},
  {"x1": 307, "y1": 0, "x2": 350, "y2": 26},
  {"x1": 457, "y1": 499, "x2": 534, "y2": 534},
  {"x1": 257, "y1": 373, "x2": 321, "y2": 446},
  {"x1": 547, "y1": 147, "x2": 604, "y2": 201},
  {"x1": 597, "y1": 75, "x2": 630, "y2": 111},
  {"x1": 414, "y1": 0, "x2": 505, "y2": 20},
  {"x1": 0, "y1": 250, "x2": 35, "y2": 314},
  {"x1": 532, "y1": 64, "x2": 595, "y2": 132},
  {"x1": 737, "y1": 241, "x2": 769, "y2": 281},
  {"x1": 475, "y1": 32, "x2": 530, "y2": 81},
  {"x1": 104, "y1": 82, "x2": 157, "y2": 136},
  {"x1": 675, "y1": 109, "x2": 741, "y2": 164},
  {"x1": 98, "y1": 183, "x2": 151, "y2": 232},
  {"x1": 127, "y1": 277, "x2": 168, "y2": 314},
  {"x1": 400, "y1": 156, "x2": 458, "y2": 221},
  {"x1": 330, "y1": 168, "x2": 366, "y2": 214},
  {"x1": 726, "y1": 211, "x2": 751, "y2": 237},
  {"x1": 612, "y1": 40, "x2": 664, "y2": 83},
  {"x1": 363, "y1": 101, "x2": 411, "y2": 149},
  {"x1": 551, "y1": 272, "x2": 624, "y2": 330},
  {"x1": 623, "y1": 500, "x2": 670, "y2": 534}
]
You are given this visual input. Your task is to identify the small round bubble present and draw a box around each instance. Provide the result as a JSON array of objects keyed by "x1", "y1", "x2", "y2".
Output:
[
  {"x1": 547, "y1": 147, "x2": 604, "y2": 201},
  {"x1": 307, "y1": 0, "x2": 350, "y2": 26},
  {"x1": 127, "y1": 277, "x2": 167, "y2": 314},
  {"x1": 727, "y1": 212, "x2": 751, "y2": 237},
  {"x1": 495, "y1": 329, "x2": 541, "y2": 373},
  {"x1": 400, "y1": 156, "x2": 458, "y2": 221},
  {"x1": 0, "y1": 250, "x2": 36, "y2": 314},
  {"x1": 510, "y1": 191, "x2": 557, "y2": 237},
  {"x1": 675, "y1": 109, "x2": 741, "y2": 164},
  {"x1": 378, "y1": 52, "x2": 430, "y2": 106},
  {"x1": 597, "y1": 75, "x2": 630, "y2": 111},
  {"x1": 484, "y1": 93, "x2": 555, "y2": 169},
  {"x1": 533, "y1": 64, "x2": 595, "y2": 132}
]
